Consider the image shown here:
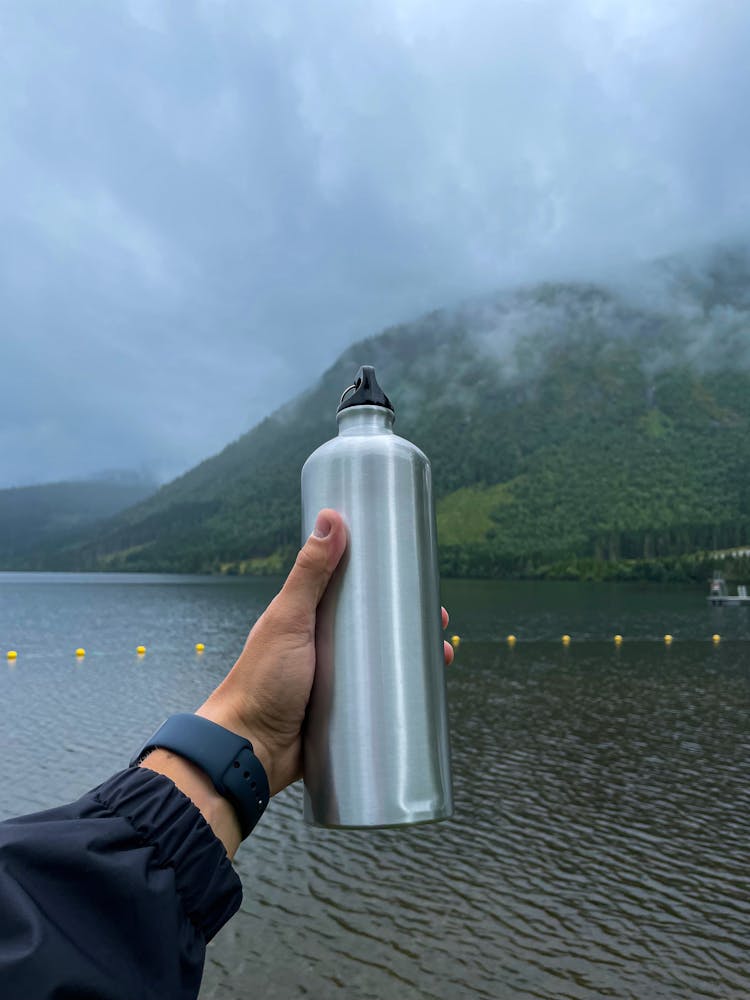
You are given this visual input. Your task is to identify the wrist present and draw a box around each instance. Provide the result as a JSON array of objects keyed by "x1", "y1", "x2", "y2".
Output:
[
  {"x1": 134, "y1": 713, "x2": 270, "y2": 852},
  {"x1": 140, "y1": 749, "x2": 242, "y2": 858},
  {"x1": 195, "y1": 700, "x2": 280, "y2": 797}
]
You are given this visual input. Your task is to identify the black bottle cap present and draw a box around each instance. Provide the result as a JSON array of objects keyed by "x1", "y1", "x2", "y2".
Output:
[{"x1": 337, "y1": 366, "x2": 394, "y2": 414}]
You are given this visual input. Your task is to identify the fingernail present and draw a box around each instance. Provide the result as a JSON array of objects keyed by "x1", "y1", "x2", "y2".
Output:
[{"x1": 313, "y1": 512, "x2": 332, "y2": 539}]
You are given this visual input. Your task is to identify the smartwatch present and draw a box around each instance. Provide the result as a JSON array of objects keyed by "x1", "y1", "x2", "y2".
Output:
[{"x1": 130, "y1": 713, "x2": 270, "y2": 839}]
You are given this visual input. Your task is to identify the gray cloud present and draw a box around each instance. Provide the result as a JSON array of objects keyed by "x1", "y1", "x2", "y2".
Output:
[{"x1": 2, "y1": 1, "x2": 750, "y2": 486}]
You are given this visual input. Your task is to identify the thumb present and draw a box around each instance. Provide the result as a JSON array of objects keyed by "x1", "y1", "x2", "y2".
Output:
[{"x1": 280, "y1": 509, "x2": 348, "y2": 616}]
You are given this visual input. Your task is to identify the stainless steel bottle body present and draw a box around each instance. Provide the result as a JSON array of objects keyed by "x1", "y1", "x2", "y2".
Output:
[{"x1": 301, "y1": 405, "x2": 453, "y2": 827}]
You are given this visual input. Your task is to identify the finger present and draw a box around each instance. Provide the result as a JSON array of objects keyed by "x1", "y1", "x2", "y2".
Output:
[
  {"x1": 444, "y1": 640, "x2": 454, "y2": 665},
  {"x1": 441, "y1": 607, "x2": 449, "y2": 629},
  {"x1": 281, "y1": 509, "x2": 348, "y2": 616}
]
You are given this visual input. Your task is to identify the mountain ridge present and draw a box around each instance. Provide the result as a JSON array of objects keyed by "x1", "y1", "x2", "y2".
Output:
[
  {"x1": 7, "y1": 248, "x2": 750, "y2": 581},
  {"x1": 0, "y1": 477, "x2": 157, "y2": 564}
]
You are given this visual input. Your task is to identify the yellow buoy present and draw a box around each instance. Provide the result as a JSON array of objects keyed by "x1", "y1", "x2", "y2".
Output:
[
  {"x1": 664, "y1": 634, "x2": 673, "y2": 644},
  {"x1": 562, "y1": 634, "x2": 571, "y2": 645},
  {"x1": 7, "y1": 650, "x2": 17, "y2": 660},
  {"x1": 450, "y1": 635, "x2": 460, "y2": 648},
  {"x1": 507, "y1": 634, "x2": 517, "y2": 646},
  {"x1": 195, "y1": 642, "x2": 205, "y2": 653},
  {"x1": 136, "y1": 645, "x2": 146, "y2": 655},
  {"x1": 75, "y1": 648, "x2": 86, "y2": 657},
  {"x1": 712, "y1": 633, "x2": 721, "y2": 644},
  {"x1": 614, "y1": 634, "x2": 623, "y2": 645}
]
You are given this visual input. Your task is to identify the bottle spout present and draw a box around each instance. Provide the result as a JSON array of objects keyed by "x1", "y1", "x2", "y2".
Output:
[{"x1": 337, "y1": 366, "x2": 394, "y2": 414}]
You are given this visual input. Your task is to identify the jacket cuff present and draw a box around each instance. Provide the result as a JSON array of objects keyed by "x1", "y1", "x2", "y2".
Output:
[{"x1": 92, "y1": 767, "x2": 242, "y2": 941}]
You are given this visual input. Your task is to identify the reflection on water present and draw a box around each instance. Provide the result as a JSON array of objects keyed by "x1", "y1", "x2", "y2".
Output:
[{"x1": 1, "y1": 574, "x2": 748, "y2": 999}]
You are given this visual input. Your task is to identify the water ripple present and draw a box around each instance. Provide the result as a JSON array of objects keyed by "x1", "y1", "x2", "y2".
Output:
[{"x1": 1, "y1": 575, "x2": 748, "y2": 998}]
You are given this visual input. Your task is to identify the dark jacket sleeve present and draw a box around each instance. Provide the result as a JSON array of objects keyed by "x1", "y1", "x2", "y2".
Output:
[{"x1": 0, "y1": 766, "x2": 242, "y2": 1000}]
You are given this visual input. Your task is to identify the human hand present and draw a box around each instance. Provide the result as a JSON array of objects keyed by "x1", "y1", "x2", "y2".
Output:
[{"x1": 197, "y1": 508, "x2": 454, "y2": 798}]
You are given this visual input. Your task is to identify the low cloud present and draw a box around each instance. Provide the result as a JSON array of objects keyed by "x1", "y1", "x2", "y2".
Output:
[{"x1": 2, "y1": 1, "x2": 750, "y2": 486}]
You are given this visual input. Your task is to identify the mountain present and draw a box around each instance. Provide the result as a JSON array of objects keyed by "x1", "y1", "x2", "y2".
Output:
[
  {"x1": 0, "y1": 476, "x2": 157, "y2": 567},
  {"x1": 9, "y1": 247, "x2": 750, "y2": 581}
]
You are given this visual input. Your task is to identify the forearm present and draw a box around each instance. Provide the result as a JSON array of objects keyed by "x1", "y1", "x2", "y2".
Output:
[
  {"x1": 140, "y1": 749, "x2": 242, "y2": 858},
  {"x1": 0, "y1": 768, "x2": 241, "y2": 1000}
]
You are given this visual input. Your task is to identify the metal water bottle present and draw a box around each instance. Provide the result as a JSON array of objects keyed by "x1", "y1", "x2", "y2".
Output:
[{"x1": 301, "y1": 365, "x2": 453, "y2": 827}]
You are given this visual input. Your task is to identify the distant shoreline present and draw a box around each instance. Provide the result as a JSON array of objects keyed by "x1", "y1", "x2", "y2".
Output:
[{"x1": 3, "y1": 552, "x2": 748, "y2": 588}]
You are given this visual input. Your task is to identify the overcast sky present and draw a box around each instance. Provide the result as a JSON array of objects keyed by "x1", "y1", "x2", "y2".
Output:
[{"x1": 2, "y1": 1, "x2": 750, "y2": 488}]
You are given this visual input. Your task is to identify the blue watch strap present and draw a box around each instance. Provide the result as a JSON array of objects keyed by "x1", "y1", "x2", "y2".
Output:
[{"x1": 130, "y1": 714, "x2": 270, "y2": 840}]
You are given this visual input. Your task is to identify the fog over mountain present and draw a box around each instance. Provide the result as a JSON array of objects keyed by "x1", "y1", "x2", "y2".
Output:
[
  {"x1": 7, "y1": 245, "x2": 749, "y2": 579},
  {"x1": 3, "y1": 2, "x2": 750, "y2": 488}
]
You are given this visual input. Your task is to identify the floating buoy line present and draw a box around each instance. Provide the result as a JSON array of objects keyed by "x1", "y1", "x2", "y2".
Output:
[
  {"x1": 2, "y1": 635, "x2": 733, "y2": 661},
  {"x1": 4, "y1": 643, "x2": 208, "y2": 660},
  {"x1": 441, "y1": 633, "x2": 728, "y2": 651}
]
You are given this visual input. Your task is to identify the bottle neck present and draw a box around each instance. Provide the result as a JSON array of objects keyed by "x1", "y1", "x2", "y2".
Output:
[{"x1": 337, "y1": 405, "x2": 395, "y2": 436}]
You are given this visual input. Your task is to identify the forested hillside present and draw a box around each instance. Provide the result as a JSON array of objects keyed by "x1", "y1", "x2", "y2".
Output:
[
  {"x1": 9, "y1": 249, "x2": 750, "y2": 581},
  {"x1": 0, "y1": 477, "x2": 156, "y2": 563}
]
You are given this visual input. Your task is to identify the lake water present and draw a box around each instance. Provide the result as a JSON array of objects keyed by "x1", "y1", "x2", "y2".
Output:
[{"x1": 0, "y1": 573, "x2": 748, "y2": 999}]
